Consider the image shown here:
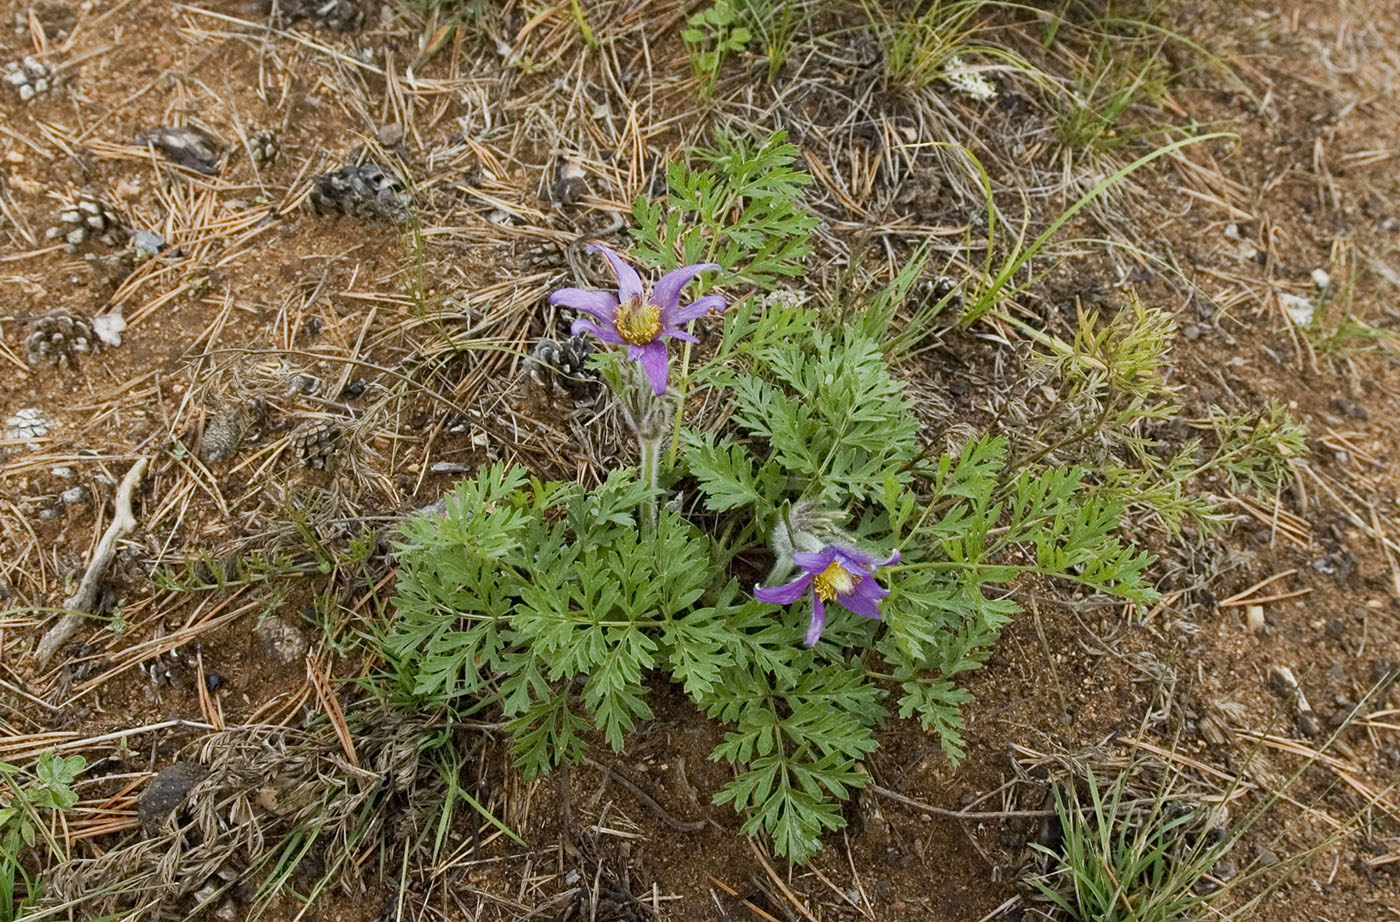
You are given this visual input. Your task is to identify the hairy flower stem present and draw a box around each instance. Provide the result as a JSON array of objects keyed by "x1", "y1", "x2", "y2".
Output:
[{"x1": 638, "y1": 435, "x2": 662, "y2": 529}]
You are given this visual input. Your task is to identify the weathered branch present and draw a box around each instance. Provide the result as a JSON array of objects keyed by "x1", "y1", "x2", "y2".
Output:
[{"x1": 33, "y1": 457, "x2": 149, "y2": 668}]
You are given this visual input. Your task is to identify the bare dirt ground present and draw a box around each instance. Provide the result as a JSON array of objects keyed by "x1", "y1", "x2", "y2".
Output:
[{"x1": 3, "y1": 0, "x2": 1400, "y2": 920}]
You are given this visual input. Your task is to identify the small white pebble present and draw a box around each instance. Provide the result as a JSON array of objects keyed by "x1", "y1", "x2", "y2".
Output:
[{"x1": 1310, "y1": 268, "x2": 1331, "y2": 290}]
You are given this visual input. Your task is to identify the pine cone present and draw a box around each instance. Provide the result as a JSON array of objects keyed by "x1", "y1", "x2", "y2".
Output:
[
  {"x1": 270, "y1": 0, "x2": 367, "y2": 31},
  {"x1": 201, "y1": 398, "x2": 265, "y2": 462},
  {"x1": 249, "y1": 130, "x2": 280, "y2": 169},
  {"x1": 291, "y1": 419, "x2": 343, "y2": 469},
  {"x1": 3, "y1": 56, "x2": 52, "y2": 102},
  {"x1": 25, "y1": 309, "x2": 99, "y2": 369},
  {"x1": 46, "y1": 193, "x2": 121, "y2": 248},
  {"x1": 309, "y1": 164, "x2": 409, "y2": 221},
  {"x1": 529, "y1": 335, "x2": 600, "y2": 403}
]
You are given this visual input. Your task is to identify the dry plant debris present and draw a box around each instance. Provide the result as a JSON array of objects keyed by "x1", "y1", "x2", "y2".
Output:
[{"x1": 309, "y1": 163, "x2": 409, "y2": 220}]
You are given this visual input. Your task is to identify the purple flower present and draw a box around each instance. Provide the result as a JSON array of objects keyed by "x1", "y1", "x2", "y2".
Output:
[
  {"x1": 754, "y1": 546, "x2": 901, "y2": 647},
  {"x1": 548, "y1": 244, "x2": 725, "y2": 394}
]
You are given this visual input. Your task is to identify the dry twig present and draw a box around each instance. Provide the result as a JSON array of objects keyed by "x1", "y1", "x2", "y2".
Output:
[{"x1": 33, "y1": 457, "x2": 149, "y2": 667}]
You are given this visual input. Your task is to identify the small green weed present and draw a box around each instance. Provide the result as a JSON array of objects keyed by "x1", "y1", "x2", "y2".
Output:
[
  {"x1": 863, "y1": 0, "x2": 1037, "y2": 95},
  {"x1": 0, "y1": 753, "x2": 84, "y2": 922},
  {"x1": 1058, "y1": 34, "x2": 1171, "y2": 151},
  {"x1": 1302, "y1": 250, "x2": 1399, "y2": 359},
  {"x1": 732, "y1": 0, "x2": 811, "y2": 81},
  {"x1": 683, "y1": 1, "x2": 752, "y2": 101}
]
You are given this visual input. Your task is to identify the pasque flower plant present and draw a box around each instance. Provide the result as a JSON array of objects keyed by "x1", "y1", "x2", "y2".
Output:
[{"x1": 549, "y1": 243, "x2": 726, "y2": 395}]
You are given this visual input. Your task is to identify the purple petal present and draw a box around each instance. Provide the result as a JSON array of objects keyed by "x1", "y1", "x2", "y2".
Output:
[
  {"x1": 659, "y1": 329, "x2": 698, "y2": 344},
  {"x1": 839, "y1": 580, "x2": 887, "y2": 619},
  {"x1": 634, "y1": 340, "x2": 670, "y2": 394},
  {"x1": 587, "y1": 244, "x2": 643, "y2": 302},
  {"x1": 791, "y1": 549, "x2": 839, "y2": 575},
  {"x1": 668, "y1": 294, "x2": 728, "y2": 326},
  {"x1": 754, "y1": 575, "x2": 813, "y2": 606},
  {"x1": 804, "y1": 597, "x2": 827, "y2": 646},
  {"x1": 571, "y1": 317, "x2": 625, "y2": 345},
  {"x1": 832, "y1": 546, "x2": 878, "y2": 570},
  {"x1": 653, "y1": 262, "x2": 719, "y2": 316},
  {"x1": 879, "y1": 549, "x2": 901, "y2": 567},
  {"x1": 549, "y1": 287, "x2": 619, "y2": 323}
]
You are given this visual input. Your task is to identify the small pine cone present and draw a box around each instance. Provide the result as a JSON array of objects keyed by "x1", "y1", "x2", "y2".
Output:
[
  {"x1": 309, "y1": 164, "x2": 409, "y2": 221},
  {"x1": 3, "y1": 56, "x2": 53, "y2": 102},
  {"x1": 45, "y1": 193, "x2": 121, "y2": 248},
  {"x1": 25, "y1": 309, "x2": 99, "y2": 369},
  {"x1": 201, "y1": 398, "x2": 264, "y2": 462},
  {"x1": 249, "y1": 130, "x2": 279, "y2": 169},
  {"x1": 529, "y1": 335, "x2": 599, "y2": 403},
  {"x1": 270, "y1": 0, "x2": 367, "y2": 31},
  {"x1": 291, "y1": 419, "x2": 343, "y2": 469}
]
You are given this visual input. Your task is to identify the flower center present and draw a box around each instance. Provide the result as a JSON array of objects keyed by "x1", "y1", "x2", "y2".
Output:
[
  {"x1": 615, "y1": 296, "x2": 662, "y2": 346},
  {"x1": 812, "y1": 560, "x2": 859, "y2": 601}
]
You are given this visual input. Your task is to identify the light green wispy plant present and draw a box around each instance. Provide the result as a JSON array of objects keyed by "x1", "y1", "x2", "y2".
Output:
[
  {"x1": 1202, "y1": 400, "x2": 1306, "y2": 498},
  {"x1": 1019, "y1": 297, "x2": 1304, "y2": 536},
  {"x1": 1029, "y1": 763, "x2": 1231, "y2": 922}
]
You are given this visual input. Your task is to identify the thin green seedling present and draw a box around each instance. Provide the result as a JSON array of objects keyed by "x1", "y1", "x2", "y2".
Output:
[{"x1": 568, "y1": 0, "x2": 596, "y2": 49}]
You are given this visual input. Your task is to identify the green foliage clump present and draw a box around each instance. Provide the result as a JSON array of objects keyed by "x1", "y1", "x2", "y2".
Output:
[{"x1": 1028, "y1": 765, "x2": 1230, "y2": 922}]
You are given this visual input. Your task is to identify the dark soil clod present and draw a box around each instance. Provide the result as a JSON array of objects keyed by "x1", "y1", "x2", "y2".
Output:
[{"x1": 138, "y1": 762, "x2": 210, "y2": 834}]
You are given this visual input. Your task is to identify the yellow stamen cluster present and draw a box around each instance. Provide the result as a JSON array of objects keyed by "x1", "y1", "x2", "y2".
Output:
[
  {"x1": 615, "y1": 296, "x2": 662, "y2": 345},
  {"x1": 812, "y1": 560, "x2": 859, "y2": 601}
]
